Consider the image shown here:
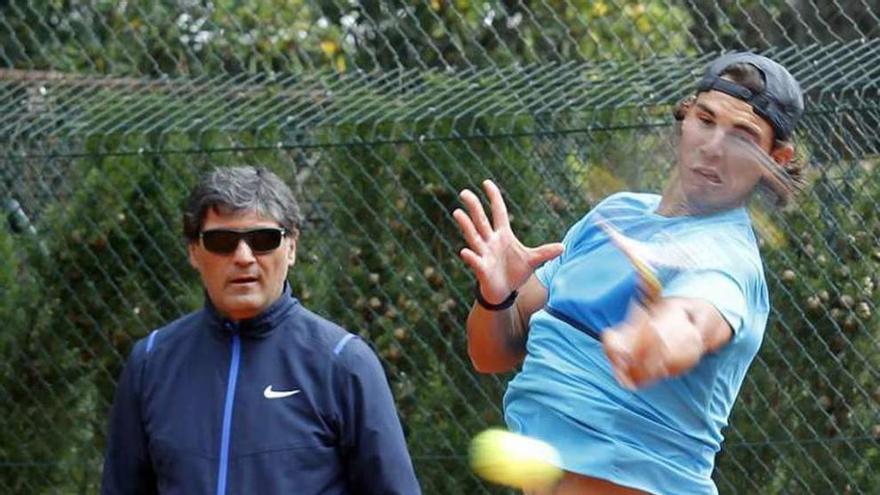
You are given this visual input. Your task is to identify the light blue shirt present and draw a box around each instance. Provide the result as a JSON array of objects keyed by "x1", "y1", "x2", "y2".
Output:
[{"x1": 504, "y1": 192, "x2": 769, "y2": 495}]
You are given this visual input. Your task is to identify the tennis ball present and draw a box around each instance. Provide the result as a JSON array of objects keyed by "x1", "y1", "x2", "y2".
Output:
[{"x1": 469, "y1": 428, "x2": 563, "y2": 490}]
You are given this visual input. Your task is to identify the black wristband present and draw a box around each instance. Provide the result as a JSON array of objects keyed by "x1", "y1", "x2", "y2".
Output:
[{"x1": 474, "y1": 283, "x2": 518, "y2": 311}]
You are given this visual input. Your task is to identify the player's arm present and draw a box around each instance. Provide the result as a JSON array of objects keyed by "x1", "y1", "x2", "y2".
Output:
[
  {"x1": 466, "y1": 274, "x2": 547, "y2": 373},
  {"x1": 602, "y1": 297, "x2": 733, "y2": 389},
  {"x1": 452, "y1": 180, "x2": 563, "y2": 375},
  {"x1": 101, "y1": 341, "x2": 158, "y2": 495}
]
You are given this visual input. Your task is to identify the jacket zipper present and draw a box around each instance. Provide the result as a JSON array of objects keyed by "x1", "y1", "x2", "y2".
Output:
[{"x1": 216, "y1": 327, "x2": 241, "y2": 495}]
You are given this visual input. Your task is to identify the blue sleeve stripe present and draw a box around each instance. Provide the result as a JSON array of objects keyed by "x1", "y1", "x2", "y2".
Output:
[
  {"x1": 333, "y1": 334, "x2": 357, "y2": 356},
  {"x1": 146, "y1": 330, "x2": 159, "y2": 353}
]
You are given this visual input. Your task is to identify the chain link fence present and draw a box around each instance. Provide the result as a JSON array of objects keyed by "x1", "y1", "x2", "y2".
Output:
[{"x1": 0, "y1": 1, "x2": 878, "y2": 493}]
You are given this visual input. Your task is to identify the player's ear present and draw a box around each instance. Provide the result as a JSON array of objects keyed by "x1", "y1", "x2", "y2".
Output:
[
  {"x1": 770, "y1": 142, "x2": 794, "y2": 165},
  {"x1": 673, "y1": 95, "x2": 696, "y2": 121}
]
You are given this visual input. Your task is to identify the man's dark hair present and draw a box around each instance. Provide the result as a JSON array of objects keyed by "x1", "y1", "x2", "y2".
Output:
[{"x1": 182, "y1": 166, "x2": 302, "y2": 242}]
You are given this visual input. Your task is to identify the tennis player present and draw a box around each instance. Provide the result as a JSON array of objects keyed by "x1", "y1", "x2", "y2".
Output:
[{"x1": 454, "y1": 52, "x2": 804, "y2": 494}]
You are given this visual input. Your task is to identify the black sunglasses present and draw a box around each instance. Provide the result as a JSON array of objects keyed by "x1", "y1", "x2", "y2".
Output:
[{"x1": 199, "y1": 227, "x2": 288, "y2": 254}]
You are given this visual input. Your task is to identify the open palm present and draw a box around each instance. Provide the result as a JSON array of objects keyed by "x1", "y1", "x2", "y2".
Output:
[{"x1": 453, "y1": 180, "x2": 564, "y2": 304}]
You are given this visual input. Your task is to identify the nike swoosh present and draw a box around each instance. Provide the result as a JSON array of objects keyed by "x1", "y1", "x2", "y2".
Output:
[{"x1": 263, "y1": 385, "x2": 301, "y2": 399}]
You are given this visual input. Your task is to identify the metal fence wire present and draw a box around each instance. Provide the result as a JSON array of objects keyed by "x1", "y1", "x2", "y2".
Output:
[{"x1": 0, "y1": 1, "x2": 878, "y2": 494}]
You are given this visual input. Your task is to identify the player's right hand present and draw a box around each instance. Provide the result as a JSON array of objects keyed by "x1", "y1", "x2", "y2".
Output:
[{"x1": 453, "y1": 180, "x2": 564, "y2": 305}]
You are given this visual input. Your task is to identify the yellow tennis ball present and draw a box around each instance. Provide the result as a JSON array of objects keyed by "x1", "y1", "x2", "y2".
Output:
[{"x1": 469, "y1": 428, "x2": 563, "y2": 490}]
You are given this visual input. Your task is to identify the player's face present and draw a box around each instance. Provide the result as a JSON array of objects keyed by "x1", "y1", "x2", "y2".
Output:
[
  {"x1": 676, "y1": 90, "x2": 784, "y2": 213},
  {"x1": 188, "y1": 208, "x2": 296, "y2": 321}
]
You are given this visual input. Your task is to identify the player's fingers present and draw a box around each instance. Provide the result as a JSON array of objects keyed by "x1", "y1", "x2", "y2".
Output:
[
  {"x1": 453, "y1": 208, "x2": 486, "y2": 252},
  {"x1": 628, "y1": 319, "x2": 673, "y2": 386},
  {"x1": 459, "y1": 189, "x2": 494, "y2": 240},
  {"x1": 625, "y1": 302, "x2": 652, "y2": 331},
  {"x1": 602, "y1": 330, "x2": 636, "y2": 390},
  {"x1": 526, "y1": 242, "x2": 565, "y2": 267},
  {"x1": 633, "y1": 314, "x2": 663, "y2": 357},
  {"x1": 459, "y1": 248, "x2": 486, "y2": 277},
  {"x1": 482, "y1": 180, "x2": 511, "y2": 230},
  {"x1": 631, "y1": 356, "x2": 669, "y2": 388},
  {"x1": 612, "y1": 364, "x2": 637, "y2": 391}
]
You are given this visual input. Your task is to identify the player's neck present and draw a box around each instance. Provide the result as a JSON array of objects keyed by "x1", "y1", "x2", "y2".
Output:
[
  {"x1": 656, "y1": 195, "x2": 697, "y2": 217},
  {"x1": 657, "y1": 179, "x2": 738, "y2": 217}
]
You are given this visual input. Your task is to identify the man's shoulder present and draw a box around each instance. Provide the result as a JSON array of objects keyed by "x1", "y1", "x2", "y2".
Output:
[
  {"x1": 136, "y1": 310, "x2": 204, "y2": 351},
  {"x1": 279, "y1": 308, "x2": 386, "y2": 384},
  {"x1": 117, "y1": 310, "x2": 205, "y2": 373},
  {"x1": 280, "y1": 305, "x2": 371, "y2": 360},
  {"x1": 161, "y1": 310, "x2": 205, "y2": 334}
]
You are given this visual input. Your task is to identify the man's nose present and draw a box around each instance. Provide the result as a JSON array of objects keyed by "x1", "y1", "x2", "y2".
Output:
[
  {"x1": 232, "y1": 239, "x2": 256, "y2": 264},
  {"x1": 700, "y1": 128, "x2": 726, "y2": 157}
]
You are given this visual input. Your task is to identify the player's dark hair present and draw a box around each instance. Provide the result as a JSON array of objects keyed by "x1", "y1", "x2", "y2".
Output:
[{"x1": 182, "y1": 166, "x2": 302, "y2": 242}]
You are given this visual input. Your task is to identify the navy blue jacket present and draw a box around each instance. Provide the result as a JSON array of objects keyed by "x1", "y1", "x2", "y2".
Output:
[{"x1": 101, "y1": 286, "x2": 420, "y2": 495}]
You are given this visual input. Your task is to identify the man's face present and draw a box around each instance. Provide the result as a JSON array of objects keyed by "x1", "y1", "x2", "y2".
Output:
[
  {"x1": 188, "y1": 208, "x2": 296, "y2": 321},
  {"x1": 677, "y1": 89, "x2": 791, "y2": 213}
]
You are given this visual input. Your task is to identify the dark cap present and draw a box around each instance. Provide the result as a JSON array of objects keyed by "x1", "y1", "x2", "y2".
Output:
[{"x1": 697, "y1": 52, "x2": 804, "y2": 140}]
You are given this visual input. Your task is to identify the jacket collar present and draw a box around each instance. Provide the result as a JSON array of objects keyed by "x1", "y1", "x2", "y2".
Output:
[{"x1": 204, "y1": 282, "x2": 299, "y2": 339}]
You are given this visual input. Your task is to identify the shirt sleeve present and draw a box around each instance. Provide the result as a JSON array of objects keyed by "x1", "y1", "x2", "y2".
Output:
[
  {"x1": 662, "y1": 268, "x2": 748, "y2": 335},
  {"x1": 535, "y1": 212, "x2": 593, "y2": 288},
  {"x1": 332, "y1": 336, "x2": 421, "y2": 495},
  {"x1": 536, "y1": 193, "x2": 634, "y2": 288},
  {"x1": 101, "y1": 339, "x2": 158, "y2": 495}
]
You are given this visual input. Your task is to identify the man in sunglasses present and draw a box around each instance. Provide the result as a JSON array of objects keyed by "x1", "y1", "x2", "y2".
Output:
[{"x1": 102, "y1": 166, "x2": 420, "y2": 494}]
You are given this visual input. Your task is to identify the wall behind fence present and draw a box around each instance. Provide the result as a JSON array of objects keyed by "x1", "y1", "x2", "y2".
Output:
[{"x1": 0, "y1": 1, "x2": 878, "y2": 494}]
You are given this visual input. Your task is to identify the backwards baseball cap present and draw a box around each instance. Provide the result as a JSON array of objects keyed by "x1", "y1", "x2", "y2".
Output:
[{"x1": 697, "y1": 52, "x2": 804, "y2": 140}]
